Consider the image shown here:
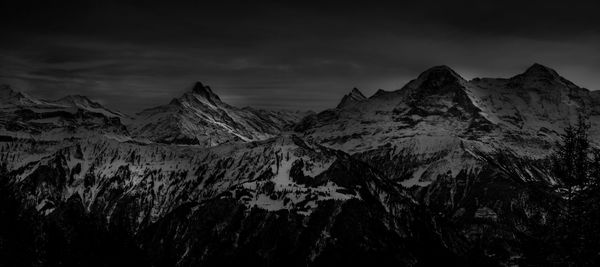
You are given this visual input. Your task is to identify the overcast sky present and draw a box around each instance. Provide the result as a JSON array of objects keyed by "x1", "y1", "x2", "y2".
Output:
[{"x1": 1, "y1": 0, "x2": 600, "y2": 114}]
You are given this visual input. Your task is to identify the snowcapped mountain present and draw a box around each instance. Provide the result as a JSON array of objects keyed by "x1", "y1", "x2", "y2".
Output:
[
  {"x1": 0, "y1": 85, "x2": 128, "y2": 140},
  {"x1": 2, "y1": 133, "x2": 459, "y2": 265},
  {"x1": 52, "y1": 95, "x2": 128, "y2": 119},
  {"x1": 296, "y1": 64, "x2": 600, "y2": 186},
  {"x1": 288, "y1": 64, "x2": 600, "y2": 264},
  {"x1": 2, "y1": 64, "x2": 599, "y2": 266},
  {"x1": 129, "y1": 82, "x2": 306, "y2": 146},
  {"x1": 0, "y1": 82, "x2": 305, "y2": 145},
  {"x1": 7, "y1": 134, "x2": 358, "y2": 225}
]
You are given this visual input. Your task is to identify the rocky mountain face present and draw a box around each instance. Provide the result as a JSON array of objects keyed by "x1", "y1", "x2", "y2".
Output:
[
  {"x1": 129, "y1": 82, "x2": 306, "y2": 146},
  {"x1": 1, "y1": 64, "x2": 599, "y2": 266},
  {"x1": 297, "y1": 64, "x2": 600, "y2": 184},
  {"x1": 0, "y1": 82, "x2": 306, "y2": 146}
]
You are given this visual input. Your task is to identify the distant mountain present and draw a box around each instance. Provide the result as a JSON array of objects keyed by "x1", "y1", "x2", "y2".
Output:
[
  {"x1": 2, "y1": 64, "x2": 600, "y2": 266},
  {"x1": 52, "y1": 95, "x2": 127, "y2": 119},
  {"x1": 336, "y1": 87, "x2": 367, "y2": 108},
  {"x1": 0, "y1": 83, "x2": 306, "y2": 145},
  {"x1": 0, "y1": 85, "x2": 128, "y2": 140},
  {"x1": 129, "y1": 82, "x2": 306, "y2": 146}
]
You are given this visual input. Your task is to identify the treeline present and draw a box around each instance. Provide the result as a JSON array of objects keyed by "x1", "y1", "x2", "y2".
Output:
[{"x1": 525, "y1": 115, "x2": 600, "y2": 265}]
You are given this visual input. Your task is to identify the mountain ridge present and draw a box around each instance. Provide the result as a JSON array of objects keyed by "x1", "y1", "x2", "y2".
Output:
[
  {"x1": 2, "y1": 63, "x2": 600, "y2": 266},
  {"x1": 295, "y1": 63, "x2": 600, "y2": 185},
  {"x1": 129, "y1": 82, "x2": 306, "y2": 146}
]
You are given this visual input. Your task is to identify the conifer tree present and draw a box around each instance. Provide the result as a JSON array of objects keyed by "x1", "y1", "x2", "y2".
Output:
[{"x1": 550, "y1": 114, "x2": 600, "y2": 264}]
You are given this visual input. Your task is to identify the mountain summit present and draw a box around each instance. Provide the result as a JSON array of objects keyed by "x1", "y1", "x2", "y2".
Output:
[
  {"x1": 190, "y1": 81, "x2": 222, "y2": 103},
  {"x1": 337, "y1": 88, "x2": 367, "y2": 108},
  {"x1": 131, "y1": 82, "x2": 304, "y2": 145},
  {"x1": 3, "y1": 64, "x2": 600, "y2": 266}
]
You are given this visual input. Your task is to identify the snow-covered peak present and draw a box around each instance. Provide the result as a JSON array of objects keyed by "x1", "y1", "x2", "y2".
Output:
[
  {"x1": 158, "y1": 82, "x2": 225, "y2": 111},
  {"x1": 337, "y1": 87, "x2": 367, "y2": 108},
  {"x1": 131, "y1": 82, "x2": 304, "y2": 146},
  {"x1": 189, "y1": 81, "x2": 222, "y2": 103},
  {"x1": 297, "y1": 63, "x2": 600, "y2": 188}
]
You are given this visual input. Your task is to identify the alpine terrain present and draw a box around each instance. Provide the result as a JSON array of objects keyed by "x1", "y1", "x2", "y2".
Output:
[{"x1": 2, "y1": 64, "x2": 600, "y2": 266}]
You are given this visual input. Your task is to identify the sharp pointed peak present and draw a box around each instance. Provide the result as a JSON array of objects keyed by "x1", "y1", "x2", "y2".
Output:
[
  {"x1": 190, "y1": 81, "x2": 220, "y2": 100},
  {"x1": 176, "y1": 81, "x2": 223, "y2": 106},
  {"x1": 337, "y1": 87, "x2": 367, "y2": 109},
  {"x1": 192, "y1": 81, "x2": 207, "y2": 92},
  {"x1": 349, "y1": 87, "x2": 366, "y2": 98}
]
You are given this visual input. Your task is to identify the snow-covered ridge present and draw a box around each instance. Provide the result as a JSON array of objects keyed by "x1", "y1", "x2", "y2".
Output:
[
  {"x1": 0, "y1": 84, "x2": 125, "y2": 118},
  {"x1": 0, "y1": 82, "x2": 306, "y2": 145},
  {"x1": 3, "y1": 134, "x2": 372, "y2": 229},
  {"x1": 52, "y1": 95, "x2": 127, "y2": 119},
  {"x1": 3, "y1": 64, "x2": 598, "y2": 189},
  {"x1": 0, "y1": 85, "x2": 129, "y2": 140},
  {"x1": 296, "y1": 63, "x2": 600, "y2": 187}
]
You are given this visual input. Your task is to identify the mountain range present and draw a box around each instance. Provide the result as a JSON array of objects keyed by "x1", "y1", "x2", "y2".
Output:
[{"x1": 1, "y1": 63, "x2": 598, "y2": 266}]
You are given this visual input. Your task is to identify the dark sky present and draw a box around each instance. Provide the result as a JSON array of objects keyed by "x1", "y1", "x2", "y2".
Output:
[{"x1": 2, "y1": 0, "x2": 600, "y2": 114}]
